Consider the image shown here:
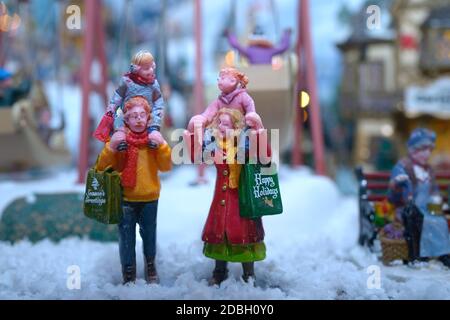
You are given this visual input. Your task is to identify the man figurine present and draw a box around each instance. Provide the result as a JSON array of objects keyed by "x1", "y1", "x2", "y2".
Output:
[{"x1": 95, "y1": 96, "x2": 172, "y2": 284}]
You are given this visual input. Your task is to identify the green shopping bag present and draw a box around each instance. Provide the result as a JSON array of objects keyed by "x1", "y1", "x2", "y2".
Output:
[
  {"x1": 83, "y1": 166, "x2": 123, "y2": 225},
  {"x1": 239, "y1": 163, "x2": 283, "y2": 219}
]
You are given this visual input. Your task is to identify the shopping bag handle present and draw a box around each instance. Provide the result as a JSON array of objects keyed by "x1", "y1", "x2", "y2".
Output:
[{"x1": 91, "y1": 155, "x2": 115, "y2": 174}]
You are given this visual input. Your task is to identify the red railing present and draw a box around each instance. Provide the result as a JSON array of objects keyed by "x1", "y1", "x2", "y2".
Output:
[{"x1": 361, "y1": 171, "x2": 450, "y2": 203}]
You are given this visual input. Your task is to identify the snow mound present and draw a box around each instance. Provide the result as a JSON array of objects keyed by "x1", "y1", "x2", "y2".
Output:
[{"x1": 2, "y1": 166, "x2": 450, "y2": 299}]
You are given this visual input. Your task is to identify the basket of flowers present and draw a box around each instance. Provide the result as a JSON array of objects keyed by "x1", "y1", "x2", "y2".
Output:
[{"x1": 379, "y1": 222, "x2": 409, "y2": 265}]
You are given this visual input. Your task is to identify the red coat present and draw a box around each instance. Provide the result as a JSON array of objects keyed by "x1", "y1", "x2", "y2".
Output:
[
  {"x1": 187, "y1": 130, "x2": 270, "y2": 245},
  {"x1": 202, "y1": 162, "x2": 265, "y2": 244}
]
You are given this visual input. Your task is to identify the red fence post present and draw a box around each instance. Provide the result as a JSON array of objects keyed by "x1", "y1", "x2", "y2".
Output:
[
  {"x1": 77, "y1": 0, "x2": 109, "y2": 183},
  {"x1": 292, "y1": 0, "x2": 304, "y2": 167},
  {"x1": 194, "y1": 0, "x2": 207, "y2": 184},
  {"x1": 298, "y1": 0, "x2": 326, "y2": 175}
]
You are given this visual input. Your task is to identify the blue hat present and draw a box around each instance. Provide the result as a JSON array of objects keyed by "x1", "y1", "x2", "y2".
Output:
[
  {"x1": 407, "y1": 128, "x2": 436, "y2": 151},
  {"x1": 0, "y1": 68, "x2": 12, "y2": 81}
]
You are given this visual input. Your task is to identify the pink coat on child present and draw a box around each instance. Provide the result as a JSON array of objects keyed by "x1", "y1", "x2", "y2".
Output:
[{"x1": 201, "y1": 88, "x2": 255, "y2": 124}]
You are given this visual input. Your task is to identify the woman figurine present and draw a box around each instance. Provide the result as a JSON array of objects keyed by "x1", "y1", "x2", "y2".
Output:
[
  {"x1": 388, "y1": 128, "x2": 450, "y2": 266},
  {"x1": 184, "y1": 108, "x2": 269, "y2": 286}
]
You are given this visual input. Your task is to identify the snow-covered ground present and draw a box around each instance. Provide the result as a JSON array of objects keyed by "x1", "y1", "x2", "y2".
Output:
[{"x1": 2, "y1": 165, "x2": 450, "y2": 300}]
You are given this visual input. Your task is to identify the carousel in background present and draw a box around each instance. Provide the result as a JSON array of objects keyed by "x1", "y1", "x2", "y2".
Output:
[{"x1": 0, "y1": 0, "x2": 71, "y2": 173}]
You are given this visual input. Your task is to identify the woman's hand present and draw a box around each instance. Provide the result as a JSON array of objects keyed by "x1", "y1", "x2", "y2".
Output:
[
  {"x1": 183, "y1": 129, "x2": 202, "y2": 162},
  {"x1": 182, "y1": 129, "x2": 193, "y2": 143},
  {"x1": 245, "y1": 112, "x2": 263, "y2": 131},
  {"x1": 187, "y1": 114, "x2": 207, "y2": 133}
]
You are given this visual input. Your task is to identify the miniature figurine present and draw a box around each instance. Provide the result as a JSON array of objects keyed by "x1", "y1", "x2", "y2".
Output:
[
  {"x1": 388, "y1": 128, "x2": 450, "y2": 267},
  {"x1": 225, "y1": 26, "x2": 291, "y2": 65},
  {"x1": 184, "y1": 108, "x2": 269, "y2": 286},
  {"x1": 95, "y1": 96, "x2": 172, "y2": 285},
  {"x1": 187, "y1": 67, "x2": 263, "y2": 137},
  {"x1": 94, "y1": 50, "x2": 166, "y2": 148}
]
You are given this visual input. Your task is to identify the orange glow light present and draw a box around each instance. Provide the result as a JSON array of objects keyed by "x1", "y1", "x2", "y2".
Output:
[{"x1": 225, "y1": 51, "x2": 235, "y2": 67}]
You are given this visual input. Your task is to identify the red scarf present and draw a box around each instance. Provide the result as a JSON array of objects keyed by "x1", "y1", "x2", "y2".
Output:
[
  {"x1": 121, "y1": 130, "x2": 149, "y2": 188},
  {"x1": 126, "y1": 72, "x2": 155, "y2": 86}
]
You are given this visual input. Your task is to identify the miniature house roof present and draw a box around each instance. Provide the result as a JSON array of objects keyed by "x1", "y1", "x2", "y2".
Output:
[{"x1": 337, "y1": 35, "x2": 394, "y2": 51}]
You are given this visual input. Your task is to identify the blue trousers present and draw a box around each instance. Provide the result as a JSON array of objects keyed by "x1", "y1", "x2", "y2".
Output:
[{"x1": 118, "y1": 201, "x2": 158, "y2": 269}]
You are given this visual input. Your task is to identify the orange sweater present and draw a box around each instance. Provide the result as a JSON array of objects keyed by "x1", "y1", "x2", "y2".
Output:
[{"x1": 96, "y1": 142, "x2": 172, "y2": 202}]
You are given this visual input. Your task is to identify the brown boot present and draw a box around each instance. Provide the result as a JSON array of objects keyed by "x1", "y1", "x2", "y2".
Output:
[
  {"x1": 144, "y1": 257, "x2": 160, "y2": 284},
  {"x1": 208, "y1": 260, "x2": 228, "y2": 286},
  {"x1": 122, "y1": 265, "x2": 136, "y2": 285},
  {"x1": 242, "y1": 262, "x2": 256, "y2": 285}
]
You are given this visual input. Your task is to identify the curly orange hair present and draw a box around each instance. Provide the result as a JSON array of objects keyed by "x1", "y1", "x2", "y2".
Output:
[
  {"x1": 123, "y1": 96, "x2": 152, "y2": 121},
  {"x1": 219, "y1": 67, "x2": 249, "y2": 89}
]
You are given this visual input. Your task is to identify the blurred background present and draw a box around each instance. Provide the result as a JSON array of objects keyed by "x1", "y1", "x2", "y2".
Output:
[
  {"x1": 1, "y1": 0, "x2": 448, "y2": 184},
  {"x1": 1, "y1": 0, "x2": 450, "y2": 299},
  {"x1": 0, "y1": 0, "x2": 364, "y2": 180}
]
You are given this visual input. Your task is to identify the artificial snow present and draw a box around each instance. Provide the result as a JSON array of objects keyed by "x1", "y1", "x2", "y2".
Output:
[{"x1": 1, "y1": 166, "x2": 450, "y2": 300}]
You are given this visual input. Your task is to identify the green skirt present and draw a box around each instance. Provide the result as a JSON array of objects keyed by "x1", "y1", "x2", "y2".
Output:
[{"x1": 203, "y1": 240, "x2": 266, "y2": 262}]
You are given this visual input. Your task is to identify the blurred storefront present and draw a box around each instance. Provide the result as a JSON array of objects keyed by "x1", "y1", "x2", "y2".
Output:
[{"x1": 338, "y1": 0, "x2": 450, "y2": 170}]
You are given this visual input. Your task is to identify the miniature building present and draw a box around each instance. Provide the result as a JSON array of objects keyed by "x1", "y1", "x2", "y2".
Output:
[
  {"x1": 337, "y1": 4, "x2": 401, "y2": 170},
  {"x1": 338, "y1": 0, "x2": 450, "y2": 170}
]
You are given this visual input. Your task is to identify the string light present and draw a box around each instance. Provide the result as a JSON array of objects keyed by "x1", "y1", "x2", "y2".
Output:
[{"x1": 225, "y1": 50, "x2": 235, "y2": 67}]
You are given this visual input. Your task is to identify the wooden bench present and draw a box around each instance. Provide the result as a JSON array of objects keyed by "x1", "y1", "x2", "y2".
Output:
[{"x1": 355, "y1": 167, "x2": 450, "y2": 250}]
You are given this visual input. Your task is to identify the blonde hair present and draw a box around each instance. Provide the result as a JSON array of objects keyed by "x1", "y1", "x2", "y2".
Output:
[
  {"x1": 131, "y1": 50, "x2": 154, "y2": 66},
  {"x1": 209, "y1": 108, "x2": 245, "y2": 130},
  {"x1": 219, "y1": 67, "x2": 249, "y2": 89}
]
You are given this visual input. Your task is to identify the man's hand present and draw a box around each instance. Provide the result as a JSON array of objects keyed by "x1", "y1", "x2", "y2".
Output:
[
  {"x1": 148, "y1": 130, "x2": 165, "y2": 149},
  {"x1": 109, "y1": 131, "x2": 127, "y2": 152}
]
